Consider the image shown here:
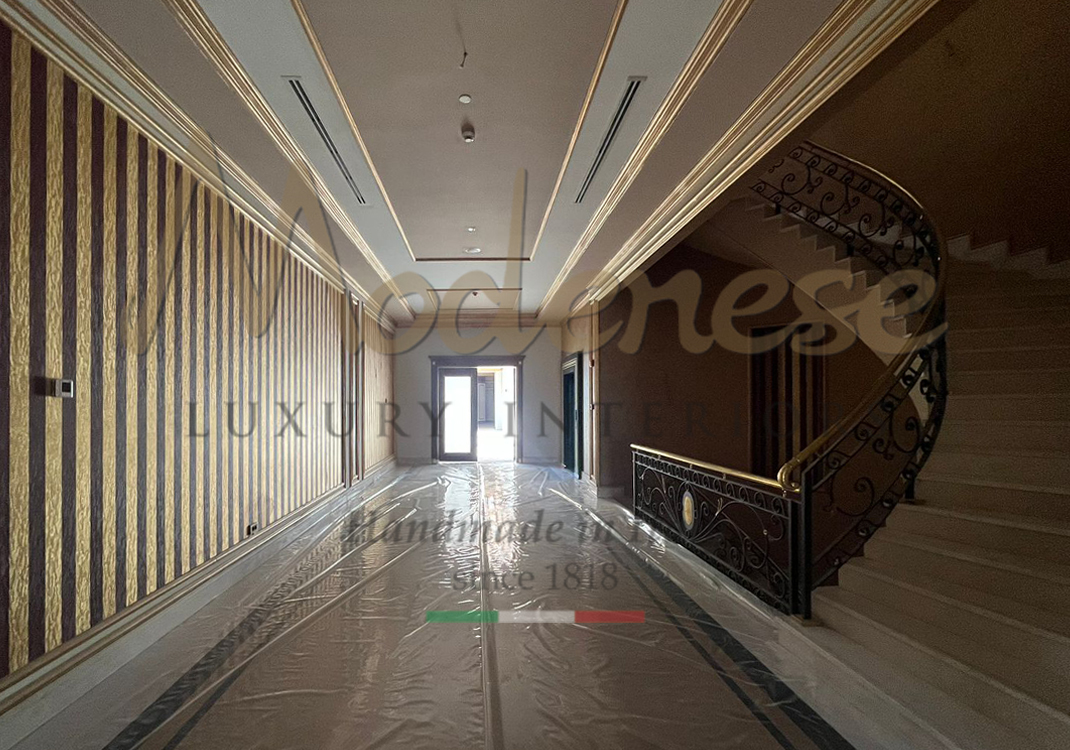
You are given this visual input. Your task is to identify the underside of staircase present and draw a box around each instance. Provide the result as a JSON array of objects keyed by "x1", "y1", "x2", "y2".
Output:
[
  {"x1": 695, "y1": 162, "x2": 1068, "y2": 748},
  {"x1": 811, "y1": 256, "x2": 1070, "y2": 750},
  {"x1": 694, "y1": 197, "x2": 916, "y2": 360}
]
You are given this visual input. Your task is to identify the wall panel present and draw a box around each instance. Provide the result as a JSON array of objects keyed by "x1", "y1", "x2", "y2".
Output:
[
  {"x1": 0, "y1": 17, "x2": 361, "y2": 679},
  {"x1": 362, "y1": 309, "x2": 394, "y2": 471},
  {"x1": 597, "y1": 246, "x2": 887, "y2": 494}
]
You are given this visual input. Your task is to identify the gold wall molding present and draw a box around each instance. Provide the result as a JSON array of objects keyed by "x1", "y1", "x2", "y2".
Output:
[
  {"x1": 0, "y1": 0, "x2": 394, "y2": 317},
  {"x1": 574, "y1": 0, "x2": 941, "y2": 307},
  {"x1": 292, "y1": 0, "x2": 629, "y2": 268},
  {"x1": 537, "y1": 0, "x2": 754, "y2": 313},
  {"x1": 526, "y1": 0, "x2": 628, "y2": 263},
  {"x1": 399, "y1": 312, "x2": 542, "y2": 330},
  {"x1": 412, "y1": 256, "x2": 533, "y2": 263},
  {"x1": 161, "y1": 0, "x2": 412, "y2": 316},
  {"x1": 289, "y1": 0, "x2": 417, "y2": 264}
]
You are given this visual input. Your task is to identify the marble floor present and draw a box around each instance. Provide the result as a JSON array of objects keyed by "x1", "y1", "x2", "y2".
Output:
[{"x1": 16, "y1": 464, "x2": 865, "y2": 750}]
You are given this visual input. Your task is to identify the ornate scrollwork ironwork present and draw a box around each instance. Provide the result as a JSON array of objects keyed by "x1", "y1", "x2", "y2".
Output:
[
  {"x1": 632, "y1": 449, "x2": 800, "y2": 614},
  {"x1": 754, "y1": 141, "x2": 949, "y2": 596},
  {"x1": 752, "y1": 143, "x2": 941, "y2": 284},
  {"x1": 805, "y1": 341, "x2": 947, "y2": 586},
  {"x1": 631, "y1": 141, "x2": 948, "y2": 618}
]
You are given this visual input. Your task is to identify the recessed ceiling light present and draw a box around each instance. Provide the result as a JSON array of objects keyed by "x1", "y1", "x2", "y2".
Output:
[
  {"x1": 465, "y1": 226, "x2": 477, "y2": 233},
  {"x1": 464, "y1": 247, "x2": 482, "y2": 255},
  {"x1": 459, "y1": 94, "x2": 472, "y2": 104}
]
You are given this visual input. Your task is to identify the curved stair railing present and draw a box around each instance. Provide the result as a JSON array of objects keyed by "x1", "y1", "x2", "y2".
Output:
[{"x1": 632, "y1": 141, "x2": 948, "y2": 617}]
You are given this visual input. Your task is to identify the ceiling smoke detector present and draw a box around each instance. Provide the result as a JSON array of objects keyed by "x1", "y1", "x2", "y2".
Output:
[
  {"x1": 464, "y1": 247, "x2": 482, "y2": 255},
  {"x1": 466, "y1": 226, "x2": 477, "y2": 233},
  {"x1": 458, "y1": 94, "x2": 472, "y2": 104}
]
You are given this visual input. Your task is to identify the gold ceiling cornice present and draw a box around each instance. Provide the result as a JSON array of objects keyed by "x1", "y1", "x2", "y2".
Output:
[
  {"x1": 399, "y1": 311, "x2": 542, "y2": 330},
  {"x1": 526, "y1": 0, "x2": 628, "y2": 264},
  {"x1": 411, "y1": 256, "x2": 533, "y2": 263},
  {"x1": 537, "y1": 0, "x2": 754, "y2": 313},
  {"x1": 161, "y1": 0, "x2": 414, "y2": 318},
  {"x1": 1, "y1": 0, "x2": 403, "y2": 319},
  {"x1": 290, "y1": 0, "x2": 417, "y2": 264},
  {"x1": 579, "y1": 0, "x2": 942, "y2": 305}
]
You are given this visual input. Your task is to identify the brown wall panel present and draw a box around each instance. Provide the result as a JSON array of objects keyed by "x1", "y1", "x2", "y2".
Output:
[
  {"x1": 0, "y1": 17, "x2": 383, "y2": 679},
  {"x1": 597, "y1": 247, "x2": 886, "y2": 492},
  {"x1": 809, "y1": 0, "x2": 1070, "y2": 262}
]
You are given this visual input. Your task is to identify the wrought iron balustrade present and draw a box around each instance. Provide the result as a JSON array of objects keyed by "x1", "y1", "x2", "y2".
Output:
[
  {"x1": 631, "y1": 446, "x2": 804, "y2": 614},
  {"x1": 752, "y1": 142, "x2": 941, "y2": 283},
  {"x1": 631, "y1": 141, "x2": 948, "y2": 618}
]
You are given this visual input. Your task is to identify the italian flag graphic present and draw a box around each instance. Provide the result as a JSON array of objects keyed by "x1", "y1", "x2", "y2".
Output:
[{"x1": 426, "y1": 610, "x2": 645, "y2": 623}]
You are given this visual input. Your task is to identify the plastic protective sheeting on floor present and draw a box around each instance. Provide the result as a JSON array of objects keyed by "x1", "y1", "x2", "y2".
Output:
[{"x1": 22, "y1": 464, "x2": 856, "y2": 750}]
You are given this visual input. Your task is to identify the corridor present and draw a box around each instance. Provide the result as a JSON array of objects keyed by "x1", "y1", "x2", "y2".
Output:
[
  {"x1": 21, "y1": 465, "x2": 852, "y2": 750},
  {"x1": 2, "y1": 1, "x2": 1068, "y2": 747}
]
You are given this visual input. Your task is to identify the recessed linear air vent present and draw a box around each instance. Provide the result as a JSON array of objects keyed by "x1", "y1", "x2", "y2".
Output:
[
  {"x1": 287, "y1": 77, "x2": 366, "y2": 205},
  {"x1": 575, "y1": 76, "x2": 644, "y2": 204}
]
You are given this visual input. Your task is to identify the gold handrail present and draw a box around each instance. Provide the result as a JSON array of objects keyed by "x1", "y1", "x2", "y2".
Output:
[
  {"x1": 630, "y1": 444, "x2": 789, "y2": 492},
  {"x1": 631, "y1": 145, "x2": 947, "y2": 492},
  {"x1": 774, "y1": 142, "x2": 948, "y2": 490}
]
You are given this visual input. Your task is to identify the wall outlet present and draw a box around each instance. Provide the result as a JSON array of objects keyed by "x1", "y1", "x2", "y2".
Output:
[
  {"x1": 50, "y1": 378, "x2": 75, "y2": 399},
  {"x1": 245, "y1": 522, "x2": 259, "y2": 537}
]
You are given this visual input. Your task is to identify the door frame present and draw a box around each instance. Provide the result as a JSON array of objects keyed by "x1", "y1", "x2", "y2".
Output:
[
  {"x1": 430, "y1": 355, "x2": 525, "y2": 462},
  {"x1": 562, "y1": 353, "x2": 583, "y2": 477}
]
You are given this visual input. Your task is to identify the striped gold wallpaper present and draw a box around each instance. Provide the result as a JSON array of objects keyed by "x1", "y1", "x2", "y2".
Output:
[{"x1": 0, "y1": 18, "x2": 357, "y2": 678}]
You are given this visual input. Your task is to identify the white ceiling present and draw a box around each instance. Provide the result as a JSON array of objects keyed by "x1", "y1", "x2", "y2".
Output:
[
  {"x1": 34, "y1": 0, "x2": 937, "y2": 321},
  {"x1": 294, "y1": 0, "x2": 621, "y2": 262},
  {"x1": 194, "y1": 0, "x2": 722, "y2": 315}
]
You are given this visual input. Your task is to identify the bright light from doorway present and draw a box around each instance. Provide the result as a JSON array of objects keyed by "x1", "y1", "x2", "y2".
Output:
[{"x1": 476, "y1": 366, "x2": 516, "y2": 462}]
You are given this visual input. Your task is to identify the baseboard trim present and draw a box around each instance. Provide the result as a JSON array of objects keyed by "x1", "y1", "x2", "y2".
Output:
[
  {"x1": 597, "y1": 484, "x2": 627, "y2": 500},
  {"x1": 396, "y1": 457, "x2": 435, "y2": 466},
  {"x1": 521, "y1": 457, "x2": 561, "y2": 466},
  {"x1": 580, "y1": 472, "x2": 598, "y2": 493},
  {"x1": 0, "y1": 467, "x2": 402, "y2": 745},
  {"x1": 364, "y1": 455, "x2": 398, "y2": 476}
]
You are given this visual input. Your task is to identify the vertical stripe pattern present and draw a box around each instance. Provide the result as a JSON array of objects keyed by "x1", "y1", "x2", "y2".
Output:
[{"x1": 0, "y1": 19, "x2": 349, "y2": 679}]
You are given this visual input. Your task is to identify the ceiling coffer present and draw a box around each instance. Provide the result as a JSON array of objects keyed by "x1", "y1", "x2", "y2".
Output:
[
  {"x1": 287, "y1": 77, "x2": 366, "y2": 205},
  {"x1": 575, "y1": 76, "x2": 644, "y2": 204}
]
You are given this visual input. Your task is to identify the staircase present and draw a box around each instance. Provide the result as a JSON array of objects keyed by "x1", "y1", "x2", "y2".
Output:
[
  {"x1": 687, "y1": 142, "x2": 1070, "y2": 748},
  {"x1": 694, "y1": 196, "x2": 914, "y2": 360},
  {"x1": 812, "y1": 255, "x2": 1070, "y2": 750}
]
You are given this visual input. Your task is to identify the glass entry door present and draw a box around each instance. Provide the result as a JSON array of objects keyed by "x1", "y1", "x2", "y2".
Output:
[{"x1": 438, "y1": 368, "x2": 478, "y2": 461}]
